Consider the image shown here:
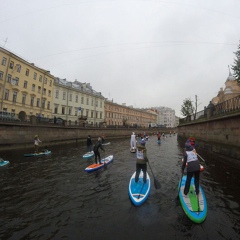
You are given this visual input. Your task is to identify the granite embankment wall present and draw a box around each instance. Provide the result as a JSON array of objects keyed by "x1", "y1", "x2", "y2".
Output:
[
  {"x1": 0, "y1": 123, "x2": 173, "y2": 151},
  {"x1": 177, "y1": 112, "x2": 240, "y2": 161}
]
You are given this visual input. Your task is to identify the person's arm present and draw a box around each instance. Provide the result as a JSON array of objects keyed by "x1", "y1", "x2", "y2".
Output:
[{"x1": 182, "y1": 155, "x2": 187, "y2": 172}]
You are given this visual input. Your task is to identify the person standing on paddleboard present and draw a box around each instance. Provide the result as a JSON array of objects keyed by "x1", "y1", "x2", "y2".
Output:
[
  {"x1": 93, "y1": 137, "x2": 105, "y2": 164},
  {"x1": 86, "y1": 135, "x2": 93, "y2": 152},
  {"x1": 181, "y1": 140, "x2": 200, "y2": 195},
  {"x1": 130, "y1": 132, "x2": 136, "y2": 149},
  {"x1": 135, "y1": 139, "x2": 148, "y2": 183},
  {"x1": 34, "y1": 135, "x2": 41, "y2": 153}
]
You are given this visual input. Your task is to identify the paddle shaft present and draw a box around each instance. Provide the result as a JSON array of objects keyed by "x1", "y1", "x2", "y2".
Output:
[
  {"x1": 147, "y1": 161, "x2": 161, "y2": 189},
  {"x1": 197, "y1": 153, "x2": 205, "y2": 162}
]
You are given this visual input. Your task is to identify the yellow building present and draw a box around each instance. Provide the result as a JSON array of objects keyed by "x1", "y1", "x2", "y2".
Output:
[
  {"x1": 0, "y1": 47, "x2": 54, "y2": 120},
  {"x1": 104, "y1": 100, "x2": 157, "y2": 128}
]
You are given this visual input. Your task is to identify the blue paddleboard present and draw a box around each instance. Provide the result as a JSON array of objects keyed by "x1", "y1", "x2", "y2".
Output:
[
  {"x1": 128, "y1": 171, "x2": 151, "y2": 206},
  {"x1": 83, "y1": 151, "x2": 94, "y2": 159},
  {"x1": 178, "y1": 175, "x2": 207, "y2": 223},
  {"x1": 24, "y1": 150, "x2": 51, "y2": 157},
  {"x1": 0, "y1": 160, "x2": 10, "y2": 167}
]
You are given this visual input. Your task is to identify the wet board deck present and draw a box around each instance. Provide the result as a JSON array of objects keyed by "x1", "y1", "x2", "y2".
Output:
[
  {"x1": 0, "y1": 160, "x2": 9, "y2": 167},
  {"x1": 178, "y1": 175, "x2": 207, "y2": 223},
  {"x1": 83, "y1": 151, "x2": 94, "y2": 159},
  {"x1": 24, "y1": 150, "x2": 52, "y2": 157},
  {"x1": 84, "y1": 155, "x2": 113, "y2": 173},
  {"x1": 128, "y1": 171, "x2": 151, "y2": 206}
]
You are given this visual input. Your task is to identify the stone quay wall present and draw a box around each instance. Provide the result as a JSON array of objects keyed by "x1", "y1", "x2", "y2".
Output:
[
  {"x1": 177, "y1": 112, "x2": 240, "y2": 161},
  {"x1": 0, "y1": 123, "x2": 173, "y2": 151}
]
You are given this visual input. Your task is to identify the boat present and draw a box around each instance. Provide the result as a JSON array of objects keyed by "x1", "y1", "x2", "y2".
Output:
[
  {"x1": 84, "y1": 155, "x2": 113, "y2": 173},
  {"x1": 128, "y1": 171, "x2": 151, "y2": 206},
  {"x1": 24, "y1": 150, "x2": 52, "y2": 157},
  {"x1": 83, "y1": 151, "x2": 94, "y2": 159},
  {"x1": 0, "y1": 160, "x2": 10, "y2": 167},
  {"x1": 181, "y1": 158, "x2": 204, "y2": 172},
  {"x1": 178, "y1": 175, "x2": 207, "y2": 223},
  {"x1": 102, "y1": 142, "x2": 110, "y2": 146}
]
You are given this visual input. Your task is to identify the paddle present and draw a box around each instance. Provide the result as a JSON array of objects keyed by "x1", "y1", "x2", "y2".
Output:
[
  {"x1": 147, "y1": 160, "x2": 161, "y2": 189},
  {"x1": 197, "y1": 153, "x2": 205, "y2": 162},
  {"x1": 175, "y1": 172, "x2": 183, "y2": 202},
  {"x1": 103, "y1": 150, "x2": 107, "y2": 170}
]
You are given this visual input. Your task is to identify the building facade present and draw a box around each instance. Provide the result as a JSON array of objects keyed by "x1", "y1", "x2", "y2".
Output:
[
  {"x1": 154, "y1": 106, "x2": 176, "y2": 128},
  {"x1": 104, "y1": 100, "x2": 157, "y2": 128},
  {"x1": 53, "y1": 78, "x2": 105, "y2": 126},
  {"x1": 0, "y1": 47, "x2": 54, "y2": 120}
]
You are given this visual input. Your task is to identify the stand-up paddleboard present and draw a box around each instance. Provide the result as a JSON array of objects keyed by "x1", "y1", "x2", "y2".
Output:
[
  {"x1": 128, "y1": 171, "x2": 151, "y2": 206},
  {"x1": 130, "y1": 147, "x2": 136, "y2": 153},
  {"x1": 178, "y1": 175, "x2": 207, "y2": 223},
  {"x1": 85, "y1": 155, "x2": 113, "y2": 173},
  {"x1": 157, "y1": 140, "x2": 161, "y2": 145},
  {"x1": 24, "y1": 150, "x2": 51, "y2": 157},
  {"x1": 181, "y1": 158, "x2": 204, "y2": 172},
  {"x1": 83, "y1": 151, "x2": 94, "y2": 159},
  {"x1": 102, "y1": 142, "x2": 110, "y2": 146},
  {"x1": 0, "y1": 160, "x2": 9, "y2": 167}
]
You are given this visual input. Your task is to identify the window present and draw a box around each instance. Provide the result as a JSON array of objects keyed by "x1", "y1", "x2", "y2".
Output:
[
  {"x1": 7, "y1": 74, "x2": 12, "y2": 82},
  {"x1": 69, "y1": 108, "x2": 72, "y2": 115},
  {"x1": 91, "y1": 111, "x2": 93, "y2": 118},
  {"x1": 34, "y1": 72, "x2": 37, "y2": 80},
  {"x1": 49, "y1": 80, "x2": 52, "y2": 86},
  {"x1": 23, "y1": 81, "x2": 28, "y2": 88},
  {"x1": 63, "y1": 92, "x2": 66, "y2": 100},
  {"x1": 54, "y1": 105, "x2": 58, "y2": 114},
  {"x1": 75, "y1": 109, "x2": 78, "y2": 116},
  {"x1": 87, "y1": 98, "x2": 89, "y2": 105},
  {"x1": 100, "y1": 112, "x2": 102, "y2": 119},
  {"x1": 69, "y1": 94, "x2": 72, "y2": 101},
  {"x1": 95, "y1": 112, "x2": 98, "y2": 119},
  {"x1": 75, "y1": 95, "x2": 78, "y2": 103},
  {"x1": 81, "y1": 97, "x2": 84, "y2": 104},
  {"x1": 32, "y1": 84, "x2": 35, "y2": 91},
  {"x1": 14, "y1": 77, "x2": 19, "y2": 86},
  {"x1": 16, "y1": 64, "x2": 21, "y2": 73},
  {"x1": 38, "y1": 86, "x2": 41, "y2": 93},
  {"x1": 47, "y1": 101, "x2": 50, "y2": 110},
  {"x1": 26, "y1": 69, "x2": 29, "y2": 76},
  {"x1": 4, "y1": 89, "x2": 9, "y2": 100},
  {"x1": 100, "y1": 102, "x2": 102, "y2": 108},
  {"x1": 62, "y1": 107, "x2": 65, "y2": 114},
  {"x1": 30, "y1": 96, "x2": 34, "y2": 106},
  {"x1": 55, "y1": 90, "x2": 59, "y2": 98},
  {"x1": 43, "y1": 88, "x2": 46, "y2": 95},
  {"x1": 9, "y1": 61, "x2": 14, "y2": 69},
  {"x1": 37, "y1": 98, "x2": 40, "y2": 107},
  {"x1": 42, "y1": 99, "x2": 45, "y2": 109},
  {"x1": 48, "y1": 90, "x2": 51, "y2": 97},
  {"x1": 22, "y1": 94, "x2": 26, "y2": 105},
  {"x1": 13, "y1": 91, "x2": 17, "y2": 102},
  {"x1": 96, "y1": 100, "x2": 98, "y2": 107},
  {"x1": 1, "y1": 57, "x2": 7, "y2": 66},
  {"x1": 39, "y1": 75, "x2": 42, "y2": 82},
  {"x1": 0, "y1": 71, "x2": 3, "y2": 80},
  {"x1": 44, "y1": 77, "x2": 47, "y2": 84}
]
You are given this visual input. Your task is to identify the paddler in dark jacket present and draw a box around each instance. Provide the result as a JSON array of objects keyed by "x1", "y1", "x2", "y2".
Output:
[
  {"x1": 135, "y1": 139, "x2": 148, "y2": 183},
  {"x1": 182, "y1": 140, "x2": 200, "y2": 195},
  {"x1": 93, "y1": 137, "x2": 105, "y2": 164}
]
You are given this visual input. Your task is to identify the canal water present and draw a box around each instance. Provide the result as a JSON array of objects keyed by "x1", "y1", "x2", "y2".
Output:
[{"x1": 0, "y1": 135, "x2": 239, "y2": 240}]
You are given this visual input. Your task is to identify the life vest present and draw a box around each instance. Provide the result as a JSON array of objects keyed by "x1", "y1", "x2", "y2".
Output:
[
  {"x1": 186, "y1": 150, "x2": 198, "y2": 163},
  {"x1": 136, "y1": 149, "x2": 144, "y2": 160}
]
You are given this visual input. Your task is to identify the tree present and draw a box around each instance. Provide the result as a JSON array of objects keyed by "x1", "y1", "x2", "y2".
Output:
[
  {"x1": 231, "y1": 40, "x2": 240, "y2": 84},
  {"x1": 181, "y1": 98, "x2": 195, "y2": 117}
]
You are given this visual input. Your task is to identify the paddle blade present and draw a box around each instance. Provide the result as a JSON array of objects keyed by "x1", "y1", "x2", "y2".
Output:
[
  {"x1": 154, "y1": 178, "x2": 161, "y2": 189},
  {"x1": 103, "y1": 161, "x2": 107, "y2": 170}
]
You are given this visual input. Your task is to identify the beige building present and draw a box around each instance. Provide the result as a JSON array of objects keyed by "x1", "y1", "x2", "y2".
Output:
[
  {"x1": 53, "y1": 78, "x2": 105, "y2": 126},
  {"x1": 212, "y1": 68, "x2": 240, "y2": 105},
  {"x1": 104, "y1": 100, "x2": 157, "y2": 127},
  {"x1": 0, "y1": 47, "x2": 54, "y2": 120}
]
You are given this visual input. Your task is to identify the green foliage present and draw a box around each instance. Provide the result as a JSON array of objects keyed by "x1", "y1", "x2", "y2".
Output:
[
  {"x1": 231, "y1": 41, "x2": 240, "y2": 83},
  {"x1": 181, "y1": 98, "x2": 195, "y2": 117}
]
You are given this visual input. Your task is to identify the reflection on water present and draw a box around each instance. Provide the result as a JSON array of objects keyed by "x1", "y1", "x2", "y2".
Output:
[{"x1": 0, "y1": 135, "x2": 240, "y2": 239}]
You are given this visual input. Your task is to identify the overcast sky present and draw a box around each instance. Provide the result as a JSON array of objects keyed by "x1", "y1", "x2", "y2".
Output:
[{"x1": 1, "y1": 0, "x2": 239, "y2": 117}]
